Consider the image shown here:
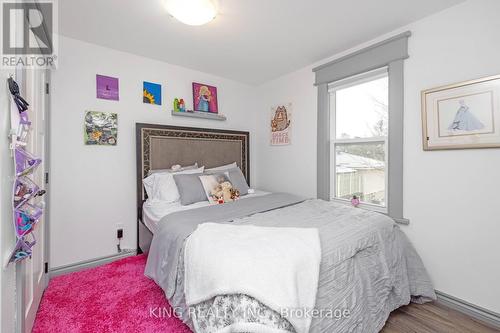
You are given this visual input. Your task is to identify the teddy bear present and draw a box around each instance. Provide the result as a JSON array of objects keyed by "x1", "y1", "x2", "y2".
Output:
[
  {"x1": 230, "y1": 188, "x2": 240, "y2": 200},
  {"x1": 211, "y1": 189, "x2": 224, "y2": 204},
  {"x1": 211, "y1": 181, "x2": 235, "y2": 204}
]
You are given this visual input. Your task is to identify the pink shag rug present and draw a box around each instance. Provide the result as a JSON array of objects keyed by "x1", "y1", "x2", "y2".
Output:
[{"x1": 32, "y1": 254, "x2": 192, "y2": 333}]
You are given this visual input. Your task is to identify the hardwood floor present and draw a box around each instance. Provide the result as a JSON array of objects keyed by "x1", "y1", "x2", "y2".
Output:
[{"x1": 381, "y1": 302, "x2": 500, "y2": 333}]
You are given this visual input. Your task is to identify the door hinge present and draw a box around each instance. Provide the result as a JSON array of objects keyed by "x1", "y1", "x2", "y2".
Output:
[
  {"x1": 45, "y1": 82, "x2": 49, "y2": 94},
  {"x1": 45, "y1": 172, "x2": 49, "y2": 184},
  {"x1": 44, "y1": 262, "x2": 48, "y2": 274}
]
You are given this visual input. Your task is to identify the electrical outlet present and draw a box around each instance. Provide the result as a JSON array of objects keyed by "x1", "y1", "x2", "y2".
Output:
[{"x1": 116, "y1": 223, "x2": 124, "y2": 239}]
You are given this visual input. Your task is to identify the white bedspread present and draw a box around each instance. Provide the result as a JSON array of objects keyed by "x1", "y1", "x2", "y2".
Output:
[{"x1": 184, "y1": 222, "x2": 321, "y2": 333}]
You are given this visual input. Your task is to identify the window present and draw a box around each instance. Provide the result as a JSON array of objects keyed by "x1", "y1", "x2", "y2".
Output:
[
  {"x1": 329, "y1": 68, "x2": 388, "y2": 210},
  {"x1": 314, "y1": 31, "x2": 409, "y2": 223}
]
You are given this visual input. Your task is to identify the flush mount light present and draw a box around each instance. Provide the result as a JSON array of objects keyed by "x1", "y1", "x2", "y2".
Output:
[{"x1": 164, "y1": 0, "x2": 217, "y2": 26}]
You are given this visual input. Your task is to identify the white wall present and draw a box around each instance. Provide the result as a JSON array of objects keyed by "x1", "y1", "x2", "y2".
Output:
[
  {"x1": 0, "y1": 70, "x2": 17, "y2": 333},
  {"x1": 50, "y1": 36, "x2": 258, "y2": 268},
  {"x1": 255, "y1": 0, "x2": 500, "y2": 314},
  {"x1": 255, "y1": 70, "x2": 318, "y2": 197}
]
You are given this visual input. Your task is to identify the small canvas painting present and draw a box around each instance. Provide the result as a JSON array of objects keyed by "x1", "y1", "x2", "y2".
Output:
[
  {"x1": 193, "y1": 82, "x2": 218, "y2": 113},
  {"x1": 96, "y1": 75, "x2": 119, "y2": 101},
  {"x1": 270, "y1": 103, "x2": 292, "y2": 145},
  {"x1": 143, "y1": 81, "x2": 162, "y2": 105},
  {"x1": 84, "y1": 111, "x2": 118, "y2": 146}
]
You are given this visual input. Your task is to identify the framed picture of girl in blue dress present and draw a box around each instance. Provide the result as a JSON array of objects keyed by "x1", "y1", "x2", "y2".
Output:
[
  {"x1": 192, "y1": 82, "x2": 218, "y2": 113},
  {"x1": 422, "y1": 74, "x2": 500, "y2": 150}
]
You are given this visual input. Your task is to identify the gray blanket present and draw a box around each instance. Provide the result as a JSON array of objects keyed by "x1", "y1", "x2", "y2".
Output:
[{"x1": 145, "y1": 194, "x2": 436, "y2": 333}]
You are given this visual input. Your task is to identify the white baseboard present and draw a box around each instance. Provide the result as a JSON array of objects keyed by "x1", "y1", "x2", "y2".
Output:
[
  {"x1": 435, "y1": 290, "x2": 500, "y2": 330},
  {"x1": 49, "y1": 249, "x2": 137, "y2": 278}
]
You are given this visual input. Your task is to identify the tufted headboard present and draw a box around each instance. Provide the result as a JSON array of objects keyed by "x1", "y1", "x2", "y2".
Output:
[{"x1": 135, "y1": 123, "x2": 250, "y2": 249}]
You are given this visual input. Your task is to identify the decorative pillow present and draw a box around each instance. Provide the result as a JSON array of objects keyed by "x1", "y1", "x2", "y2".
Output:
[
  {"x1": 148, "y1": 163, "x2": 198, "y2": 176},
  {"x1": 173, "y1": 173, "x2": 208, "y2": 206},
  {"x1": 143, "y1": 166, "x2": 204, "y2": 203},
  {"x1": 205, "y1": 162, "x2": 237, "y2": 173},
  {"x1": 199, "y1": 172, "x2": 240, "y2": 204}
]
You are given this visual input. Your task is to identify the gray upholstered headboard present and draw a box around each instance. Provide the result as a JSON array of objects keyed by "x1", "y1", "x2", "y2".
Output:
[{"x1": 135, "y1": 123, "x2": 250, "y2": 236}]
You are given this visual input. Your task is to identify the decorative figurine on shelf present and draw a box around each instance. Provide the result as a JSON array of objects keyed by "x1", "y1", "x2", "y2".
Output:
[
  {"x1": 351, "y1": 195, "x2": 360, "y2": 207},
  {"x1": 173, "y1": 98, "x2": 180, "y2": 112},
  {"x1": 173, "y1": 98, "x2": 186, "y2": 112},
  {"x1": 179, "y1": 99, "x2": 186, "y2": 112}
]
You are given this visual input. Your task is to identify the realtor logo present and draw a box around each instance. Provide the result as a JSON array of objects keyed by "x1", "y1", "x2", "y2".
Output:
[{"x1": 1, "y1": 0, "x2": 57, "y2": 68}]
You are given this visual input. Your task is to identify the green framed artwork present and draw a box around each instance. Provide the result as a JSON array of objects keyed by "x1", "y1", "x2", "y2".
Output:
[{"x1": 84, "y1": 111, "x2": 118, "y2": 146}]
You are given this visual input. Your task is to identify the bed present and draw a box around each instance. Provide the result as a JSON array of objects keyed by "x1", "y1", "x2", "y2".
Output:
[
  {"x1": 136, "y1": 123, "x2": 250, "y2": 253},
  {"x1": 136, "y1": 123, "x2": 436, "y2": 333}
]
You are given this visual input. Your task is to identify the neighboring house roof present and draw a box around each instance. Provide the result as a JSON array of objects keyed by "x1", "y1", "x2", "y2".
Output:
[{"x1": 336, "y1": 152, "x2": 384, "y2": 173}]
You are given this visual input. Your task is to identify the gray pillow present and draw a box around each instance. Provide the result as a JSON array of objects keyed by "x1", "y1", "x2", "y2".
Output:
[
  {"x1": 205, "y1": 162, "x2": 237, "y2": 172},
  {"x1": 207, "y1": 167, "x2": 249, "y2": 195},
  {"x1": 227, "y1": 168, "x2": 250, "y2": 195},
  {"x1": 173, "y1": 173, "x2": 207, "y2": 205}
]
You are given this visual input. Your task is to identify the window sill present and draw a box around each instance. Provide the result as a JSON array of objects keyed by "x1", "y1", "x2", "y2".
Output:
[
  {"x1": 391, "y1": 217, "x2": 410, "y2": 225},
  {"x1": 330, "y1": 197, "x2": 387, "y2": 213},
  {"x1": 329, "y1": 198, "x2": 410, "y2": 225}
]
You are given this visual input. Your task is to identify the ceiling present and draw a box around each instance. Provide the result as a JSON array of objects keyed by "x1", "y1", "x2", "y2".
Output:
[{"x1": 59, "y1": 0, "x2": 464, "y2": 85}]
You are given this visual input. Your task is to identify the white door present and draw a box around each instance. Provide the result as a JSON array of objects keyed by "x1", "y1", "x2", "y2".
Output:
[{"x1": 17, "y1": 68, "x2": 49, "y2": 333}]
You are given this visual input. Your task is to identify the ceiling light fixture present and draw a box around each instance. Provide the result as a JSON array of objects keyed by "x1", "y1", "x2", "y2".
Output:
[{"x1": 164, "y1": 0, "x2": 217, "y2": 26}]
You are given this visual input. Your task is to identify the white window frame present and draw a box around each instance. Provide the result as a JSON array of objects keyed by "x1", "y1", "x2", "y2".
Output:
[{"x1": 328, "y1": 67, "x2": 389, "y2": 213}]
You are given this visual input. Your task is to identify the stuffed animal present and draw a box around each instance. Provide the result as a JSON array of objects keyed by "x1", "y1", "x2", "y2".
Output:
[
  {"x1": 211, "y1": 190, "x2": 225, "y2": 204},
  {"x1": 230, "y1": 188, "x2": 240, "y2": 200},
  {"x1": 211, "y1": 184, "x2": 224, "y2": 203},
  {"x1": 211, "y1": 181, "x2": 235, "y2": 204},
  {"x1": 219, "y1": 181, "x2": 234, "y2": 202}
]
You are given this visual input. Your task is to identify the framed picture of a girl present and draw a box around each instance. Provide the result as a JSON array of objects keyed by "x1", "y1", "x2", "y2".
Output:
[
  {"x1": 421, "y1": 74, "x2": 500, "y2": 150},
  {"x1": 193, "y1": 82, "x2": 218, "y2": 113}
]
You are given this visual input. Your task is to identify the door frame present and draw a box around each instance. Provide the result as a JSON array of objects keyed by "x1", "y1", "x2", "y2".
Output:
[
  {"x1": 44, "y1": 69, "x2": 51, "y2": 291},
  {"x1": 15, "y1": 68, "x2": 51, "y2": 333}
]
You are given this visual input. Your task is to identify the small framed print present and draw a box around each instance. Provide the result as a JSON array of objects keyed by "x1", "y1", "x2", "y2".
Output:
[
  {"x1": 143, "y1": 81, "x2": 162, "y2": 106},
  {"x1": 192, "y1": 82, "x2": 218, "y2": 113},
  {"x1": 84, "y1": 111, "x2": 118, "y2": 146},
  {"x1": 421, "y1": 74, "x2": 500, "y2": 150},
  {"x1": 270, "y1": 104, "x2": 292, "y2": 146},
  {"x1": 96, "y1": 75, "x2": 119, "y2": 101}
]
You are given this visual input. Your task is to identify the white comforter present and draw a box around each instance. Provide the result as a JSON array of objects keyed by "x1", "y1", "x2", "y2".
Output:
[{"x1": 184, "y1": 222, "x2": 321, "y2": 333}]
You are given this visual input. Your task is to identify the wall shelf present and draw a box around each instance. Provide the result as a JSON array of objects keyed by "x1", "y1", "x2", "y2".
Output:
[{"x1": 171, "y1": 110, "x2": 226, "y2": 121}]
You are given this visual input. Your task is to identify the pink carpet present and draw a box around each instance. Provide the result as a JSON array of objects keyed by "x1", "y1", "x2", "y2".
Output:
[{"x1": 33, "y1": 254, "x2": 192, "y2": 333}]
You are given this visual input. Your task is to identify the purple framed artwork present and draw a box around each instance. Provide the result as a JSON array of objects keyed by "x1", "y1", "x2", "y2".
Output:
[
  {"x1": 96, "y1": 75, "x2": 119, "y2": 101},
  {"x1": 192, "y1": 82, "x2": 218, "y2": 113}
]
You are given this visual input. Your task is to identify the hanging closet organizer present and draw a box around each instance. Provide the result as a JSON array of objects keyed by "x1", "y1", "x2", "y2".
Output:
[{"x1": 7, "y1": 77, "x2": 45, "y2": 263}]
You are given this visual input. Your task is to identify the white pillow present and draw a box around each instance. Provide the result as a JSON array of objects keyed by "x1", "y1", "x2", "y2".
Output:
[
  {"x1": 143, "y1": 166, "x2": 204, "y2": 203},
  {"x1": 205, "y1": 162, "x2": 237, "y2": 172}
]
